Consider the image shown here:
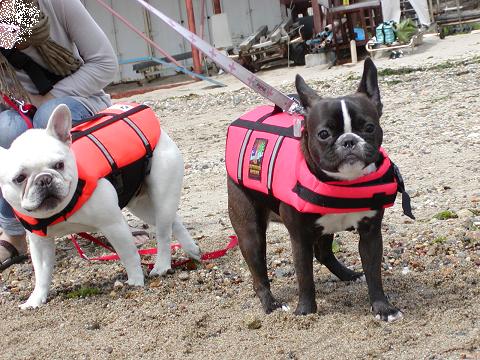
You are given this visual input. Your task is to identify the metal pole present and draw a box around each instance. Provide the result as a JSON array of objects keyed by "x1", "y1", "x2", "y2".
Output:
[
  {"x1": 186, "y1": 0, "x2": 203, "y2": 74},
  {"x1": 200, "y1": 0, "x2": 206, "y2": 39},
  {"x1": 212, "y1": 0, "x2": 221, "y2": 14},
  {"x1": 312, "y1": 0, "x2": 322, "y2": 35}
]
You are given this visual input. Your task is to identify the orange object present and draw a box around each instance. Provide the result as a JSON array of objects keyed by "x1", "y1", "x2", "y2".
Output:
[
  {"x1": 15, "y1": 104, "x2": 161, "y2": 236},
  {"x1": 185, "y1": 0, "x2": 202, "y2": 74}
]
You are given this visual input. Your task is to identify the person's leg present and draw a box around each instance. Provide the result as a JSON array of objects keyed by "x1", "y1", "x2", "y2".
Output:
[
  {"x1": 0, "y1": 110, "x2": 30, "y2": 267},
  {"x1": 33, "y1": 96, "x2": 93, "y2": 127}
]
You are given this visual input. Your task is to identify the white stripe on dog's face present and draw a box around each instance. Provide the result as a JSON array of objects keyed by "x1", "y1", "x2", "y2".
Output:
[{"x1": 341, "y1": 100, "x2": 352, "y2": 133}]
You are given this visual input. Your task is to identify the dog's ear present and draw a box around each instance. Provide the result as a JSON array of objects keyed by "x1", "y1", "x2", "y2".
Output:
[
  {"x1": 46, "y1": 104, "x2": 72, "y2": 145},
  {"x1": 295, "y1": 74, "x2": 320, "y2": 110},
  {"x1": 357, "y1": 57, "x2": 383, "y2": 117}
]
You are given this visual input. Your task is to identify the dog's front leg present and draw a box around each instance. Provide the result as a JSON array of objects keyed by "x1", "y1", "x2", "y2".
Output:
[
  {"x1": 358, "y1": 214, "x2": 403, "y2": 322},
  {"x1": 20, "y1": 234, "x2": 55, "y2": 309},
  {"x1": 100, "y1": 220, "x2": 144, "y2": 286},
  {"x1": 282, "y1": 209, "x2": 317, "y2": 315},
  {"x1": 290, "y1": 230, "x2": 316, "y2": 315}
]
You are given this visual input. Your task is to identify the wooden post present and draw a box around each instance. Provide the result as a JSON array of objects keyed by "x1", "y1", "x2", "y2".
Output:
[{"x1": 186, "y1": 0, "x2": 202, "y2": 74}]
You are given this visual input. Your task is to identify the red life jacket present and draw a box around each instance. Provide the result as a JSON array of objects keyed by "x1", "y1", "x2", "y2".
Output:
[
  {"x1": 15, "y1": 103, "x2": 161, "y2": 236},
  {"x1": 226, "y1": 105, "x2": 414, "y2": 216}
]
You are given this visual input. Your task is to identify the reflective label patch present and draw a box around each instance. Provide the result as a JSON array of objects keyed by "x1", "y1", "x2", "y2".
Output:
[{"x1": 248, "y1": 138, "x2": 268, "y2": 181}]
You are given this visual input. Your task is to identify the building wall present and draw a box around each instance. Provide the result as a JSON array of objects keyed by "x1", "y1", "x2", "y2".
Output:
[{"x1": 83, "y1": 0, "x2": 283, "y2": 83}]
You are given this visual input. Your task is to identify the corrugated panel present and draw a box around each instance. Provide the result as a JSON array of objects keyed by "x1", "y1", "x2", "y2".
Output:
[
  {"x1": 220, "y1": 0, "x2": 283, "y2": 45},
  {"x1": 83, "y1": 0, "x2": 149, "y2": 82},
  {"x1": 82, "y1": 0, "x2": 282, "y2": 83}
]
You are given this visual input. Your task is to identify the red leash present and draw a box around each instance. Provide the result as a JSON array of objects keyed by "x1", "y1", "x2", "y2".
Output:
[
  {"x1": 2, "y1": 94, "x2": 36, "y2": 129},
  {"x1": 69, "y1": 233, "x2": 238, "y2": 270}
]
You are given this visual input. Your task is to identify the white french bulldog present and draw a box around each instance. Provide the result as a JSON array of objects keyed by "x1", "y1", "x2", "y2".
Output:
[{"x1": 0, "y1": 105, "x2": 201, "y2": 309}]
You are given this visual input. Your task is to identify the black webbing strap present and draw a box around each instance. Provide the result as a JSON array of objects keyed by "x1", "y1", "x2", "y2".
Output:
[
  {"x1": 71, "y1": 105, "x2": 149, "y2": 141},
  {"x1": 71, "y1": 113, "x2": 118, "y2": 127},
  {"x1": 231, "y1": 119, "x2": 296, "y2": 138},
  {"x1": 292, "y1": 183, "x2": 397, "y2": 211},
  {"x1": 17, "y1": 179, "x2": 86, "y2": 235},
  {"x1": 392, "y1": 162, "x2": 415, "y2": 220},
  {"x1": 122, "y1": 116, "x2": 154, "y2": 175},
  {"x1": 0, "y1": 48, "x2": 64, "y2": 95}
]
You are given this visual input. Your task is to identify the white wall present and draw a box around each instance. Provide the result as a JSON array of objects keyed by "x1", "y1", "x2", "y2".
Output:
[{"x1": 84, "y1": 0, "x2": 283, "y2": 83}]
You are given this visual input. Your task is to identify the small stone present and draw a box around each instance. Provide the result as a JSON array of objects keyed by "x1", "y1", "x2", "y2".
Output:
[
  {"x1": 149, "y1": 279, "x2": 162, "y2": 288},
  {"x1": 275, "y1": 268, "x2": 293, "y2": 278},
  {"x1": 113, "y1": 280, "x2": 123, "y2": 289},
  {"x1": 465, "y1": 231, "x2": 480, "y2": 243},
  {"x1": 205, "y1": 263, "x2": 215, "y2": 270},
  {"x1": 178, "y1": 272, "x2": 190, "y2": 281},
  {"x1": 456, "y1": 209, "x2": 473, "y2": 220},
  {"x1": 245, "y1": 316, "x2": 262, "y2": 330},
  {"x1": 85, "y1": 321, "x2": 100, "y2": 330},
  {"x1": 105, "y1": 347, "x2": 113, "y2": 354}
]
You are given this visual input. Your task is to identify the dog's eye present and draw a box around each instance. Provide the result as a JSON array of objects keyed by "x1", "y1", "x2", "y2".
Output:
[
  {"x1": 317, "y1": 130, "x2": 330, "y2": 140},
  {"x1": 365, "y1": 124, "x2": 375, "y2": 133},
  {"x1": 54, "y1": 161, "x2": 64, "y2": 171},
  {"x1": 13, "y1": 174, "x2": 26, "y2": 184}
]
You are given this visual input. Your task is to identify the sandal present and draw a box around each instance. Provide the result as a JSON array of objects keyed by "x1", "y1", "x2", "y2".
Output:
[{"x1": 0, "y1": 240, "x2": 29, "y2": 271}]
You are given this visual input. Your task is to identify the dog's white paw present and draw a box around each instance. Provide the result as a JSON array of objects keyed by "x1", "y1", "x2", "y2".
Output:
[
  {"x1": 387, "y1": 310, "x2": 404, "y2": 323},
  {"x1": 126, "y1": 277, "x2": 144, "y2": 287},
  {"x1": 19, "y1": 294, "x2": 47, "y2": 310},
  {"x1": 185, "y1": 244, "x2": 201, "y2": 261},
  {"x1": 149, "y1": 265, "x2": 171, "y2": 277}
]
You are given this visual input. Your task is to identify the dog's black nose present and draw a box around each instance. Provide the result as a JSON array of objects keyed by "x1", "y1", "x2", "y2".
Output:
[
  {"x1": 35, "y1": 174, "x2": 53, "y2": 188},
  {"x1": 340, "y1": 134, "x2": 358, "y2": 149}
]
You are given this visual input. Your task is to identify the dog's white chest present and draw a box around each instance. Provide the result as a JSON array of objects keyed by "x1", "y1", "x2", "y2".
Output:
[{"x1": 315, "y1": 210, "x2": 377, "y2": 234}]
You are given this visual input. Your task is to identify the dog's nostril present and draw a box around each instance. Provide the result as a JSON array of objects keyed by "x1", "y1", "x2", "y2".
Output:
[
  {"x1": 343, "y1": 140, "x2": 355, "y2": 148},
  {"x1": 36, "y1": 175, "x2": 53, "y2": 187}
]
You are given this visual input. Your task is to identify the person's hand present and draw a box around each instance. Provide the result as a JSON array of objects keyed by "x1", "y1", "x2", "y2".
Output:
[{"x1": 29, "y1": 93, "x2": 55, "y2": 108}]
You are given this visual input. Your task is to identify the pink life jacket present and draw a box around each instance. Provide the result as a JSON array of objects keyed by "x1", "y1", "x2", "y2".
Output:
[{"x1": 226, "y1": 105, "x2": 414, "y2": 217}]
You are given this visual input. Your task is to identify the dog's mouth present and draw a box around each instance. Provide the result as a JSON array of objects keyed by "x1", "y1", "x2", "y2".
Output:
[
  {"x1": 39, "y1": 195, "x2": 62, "y2": 210},
  {"x1": 23, "y1": 194, "x2": 62, "y2": 212},
  {"x1": 341, "y1": 153, "x2": 365, "y2": 166}
]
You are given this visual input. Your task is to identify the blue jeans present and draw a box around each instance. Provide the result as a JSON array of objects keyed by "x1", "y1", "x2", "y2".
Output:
[{"x1": 0, "y1": 97, "x2": 93, "y2": 236}]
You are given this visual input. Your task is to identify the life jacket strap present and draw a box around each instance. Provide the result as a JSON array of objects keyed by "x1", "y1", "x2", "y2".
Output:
[
  {"x1": 16, "y1": 179, "x2": 86, "y2": 236},
  {"x1": 70, "y1": 105, "x2": 149, "y2": 141},
  {"x1": 231, "y1": 118, "x2": 297, "y2": 138},
  {"x1": 392, "y1": 162, "x2": 415, "y2": 220},
  {"x1": 292, "y1": 182, "x2": 397, "y2": 211}
]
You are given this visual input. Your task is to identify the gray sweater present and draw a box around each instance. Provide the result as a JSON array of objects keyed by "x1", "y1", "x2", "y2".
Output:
[{"x1": 17, "y1": 0, "x2": 118, "y2": 114}]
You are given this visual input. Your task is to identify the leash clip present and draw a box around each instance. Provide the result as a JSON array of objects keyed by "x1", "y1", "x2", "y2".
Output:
[{"x1": 10, "y1": 97, "x2": 31, "y2": 114}]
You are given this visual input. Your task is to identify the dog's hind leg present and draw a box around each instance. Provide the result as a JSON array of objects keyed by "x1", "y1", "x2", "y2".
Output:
[
  {"x1": 100, "y1": 219, "x2": 144, "y2": 286},
  {"x1": 228, "y1": 179, "x2": 281, "y2": 314},
  {"x1": 314, "y1": 234, "x2": 363, "y2": 281},
  {"x1": 145, "y1": 131, "x2": 198, "y2": 276},
  {"x1": 172, "y1": 214, "x2": 200, "y2": 260}
]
